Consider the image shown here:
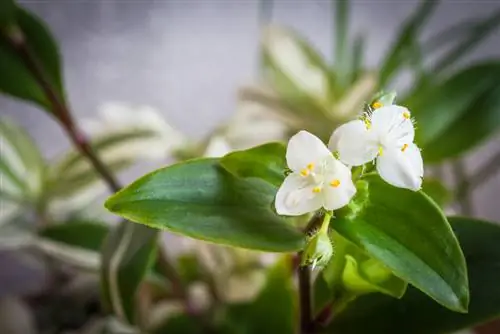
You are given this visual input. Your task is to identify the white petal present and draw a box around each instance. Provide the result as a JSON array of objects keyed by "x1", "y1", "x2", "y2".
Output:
[
  {"x1": 323, "y1": 159, "x2": 357, "y2": 210},
  {"x1": 329, "y1": 120, "x2": 378, "y2": 166},
  {"x1": 376, "y1": 143, "x2": 423, "y2": 191},
  {"x1": 275, "y1": 173, "x2": 322, "y2": 216},
  {"x1": 371, "y1": 105, "x2": 414, "y2": 144},
  {"x1": 286, "y1": 131, "x2": 331, "y2": 172}
]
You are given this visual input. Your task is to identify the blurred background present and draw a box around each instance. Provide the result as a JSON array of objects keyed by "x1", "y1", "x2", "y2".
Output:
[{"x1": 1, "y1": 1, "x2": 500, "y2": 333}]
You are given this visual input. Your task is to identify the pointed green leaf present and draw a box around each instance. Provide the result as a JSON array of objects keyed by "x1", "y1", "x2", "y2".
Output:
[
  {"x1": 333, "y1": 176, "x2": 468, "y2": 312},
  {"x1": 105, "y1": 159, "x2": 304, "y2": 252},
  {"x1": 39, "y1": 221, "x2": 109, "y2": 251},
  {"x1": 328, "y1": 217, "x2": 500, "y2": 333},
  {"x1": 100, "y1": 222, "x2": 158, "y2": 324},
  {"x1": 0, "y1": 6, "x2": 64, "y2": 112},
  {"x1": 220, "y1": 142, "x2": 286, "y2": 187}
]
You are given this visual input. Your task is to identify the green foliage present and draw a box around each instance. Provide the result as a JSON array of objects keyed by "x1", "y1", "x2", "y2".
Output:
[
  {"x1": 100, "y1": 223, "x2": 158, "y2": 324},
  {"x1": 105, "y1": 158, "x2": 305, "y2": 252},
  {"x1": 413, "y1": 62, "x2": 500, "y2": 162},
  {"x1": 221, "y1": 142, "x2": 286, "y2": 187},
  {"x1": 0, "y1": 6, "x2": 64, "y2": 112},
  {"x1": 422, "y1": 178, "x2": 452, "y2": 207},
  {"x1": 334, "y1": 175, "x2": 468, "y2": 312},
  {"x1": 39, "y1": 221, "x2": 108, "y2": 251},
  {"x1": 0, "y1": 0, "x2": 15, "y2": 27},
  {"x1": 327, "y1": 217, "x2": 500, "y2": 333}
]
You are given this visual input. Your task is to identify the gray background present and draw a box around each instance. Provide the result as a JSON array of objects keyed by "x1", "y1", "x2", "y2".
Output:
[{"x1": 2, "y1": 0, "x2": 500, "y2": 221}]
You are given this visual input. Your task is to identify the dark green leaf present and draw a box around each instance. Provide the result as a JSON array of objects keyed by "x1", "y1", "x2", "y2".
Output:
[
  {"x1": 378, "y1": 0, "x2": 438, "y2": 86},
  {"x1": 327, "y1": 217, "x2": 500, "y2": 334},
  {"x1": 105, "y1": 158, "x2": 305, "y2": 252},
  {"x1": 422, "y1": 178, "x2": 452, "y2": 207},
  {"x1": 39, "y1": 221, "x2": 108, "y2": 251},
  {"x1": 220, "y1": 143, "x2": 286, "y2": 187},
  {"x1": 413, "y1": 62, "x2": 500, "y2": 162},
  {"x1": 0, "y1": 7, "x2": 64, "y2": 111},
  {"x1": 333, "y1": 176, "x2": 468, "y2": 312},
  {"x1": 0, "y1": 0, "x2": 15, "y2": 27},
  {"x1": 152, "y1": 314, "x2": 204, "y2": 334},
  {"x1": 100, "y1": 222, "x2": 158, "y2": 324}
]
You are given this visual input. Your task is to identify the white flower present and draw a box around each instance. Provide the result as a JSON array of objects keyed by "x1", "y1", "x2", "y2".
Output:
[
  {"x1": 329, "y1": 105, "x2": 423, "y2": 191},
  {"x1": 275, "y1": 131, "x2": 356, "y2": 216}
]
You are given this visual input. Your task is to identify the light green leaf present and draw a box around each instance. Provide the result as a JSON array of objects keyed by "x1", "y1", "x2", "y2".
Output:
[
  {"x1": 39, "y1": 221, "x2": 108, "y2": 251},
  {"x1": 327, "y1": 217, "x2": 500, "y2": 334},
  {"x1": 413, "y1": 62, "x2": 500, "y2": 162},
  {"x1": 105, "y1": 158, "x2": 305, "y2": 252},
  {"x1": 0, "y1": 7, "x2": 64, "y2": 111},
  {"x1": 333, "y1": 176, "x2": 468, "y2": 312},
  {"x1": 220, "y1": 142, "x2": 286, "y2": 187},
  {"x1": 378, "y1": 0, "x2": 438, "y2": 86},
  {"x1": 100, "y1": 222, "x2": 158, "y2": 324},
  {"x1": 0, "y1": 118, "x2": 46, "y2": 199},
  {"x1": 334, "y1": 0, "x2": 349, "y2": 90}
]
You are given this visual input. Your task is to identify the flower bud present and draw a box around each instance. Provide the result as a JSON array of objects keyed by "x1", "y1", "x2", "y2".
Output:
[{"x1": 301, "y1": 229, "x2": 333, "y2": 270}]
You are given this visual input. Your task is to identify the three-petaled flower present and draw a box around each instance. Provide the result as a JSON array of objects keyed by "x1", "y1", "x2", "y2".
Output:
[
  {"x1": 329, "y1": 104, "x2": 423, "y2": 191},
  {"x1": 275, "y1": 131, "x2": 356, "y2": 216}
]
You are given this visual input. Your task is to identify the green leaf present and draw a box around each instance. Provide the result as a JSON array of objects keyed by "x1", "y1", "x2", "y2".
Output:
[
  {"x1": 220, "y1": 143, "x2": 286, "y2": 187},
  {"x1": 0, "y1": 7, "x2": 64, "y2": 111},
  {"x1": 333, "y1": 176, "x2": 468, "y2": 312},
  {"x1": 0, "y1": 0, "x2": 15, "y2": 27},
  {"x1": 432, "y1": 10, "x2": 500, "y2": 74},
  {"x1": 105, "y1": 158, "x2": 305, "y2": 252},
  {"x1": 152, "y1": 314, "x2": 204, "y2": 334},
  {"x1": 422, "y1": 178, "x2": 452, "y2": 207},
  {"x1": 328, "y1": 217, "x2": 500, "y2": 334},
  {"x1": 225, "y1": 258, "x2": 297, "y2": 334},
  {"x1": 100, "y1": 222, "x2": 158, "y2": 324},
  {"x1": 378, "y1": 0, "x2": 438, "y2": 86},
  {"x1": 334, "y1": 0, "x2": 349, "y2": 90},
  {"x1": 39, "y1": 221, "x2": 108, "y2": 251},
  {"x1": 0, "y1": 118, "x2": 46, "y2": 199},
  {"x1": 413, "y1": 62, "x2": 500, "y2": 162}
]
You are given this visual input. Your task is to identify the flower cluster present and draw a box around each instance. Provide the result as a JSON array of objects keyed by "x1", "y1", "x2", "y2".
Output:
[{"x1": 275, "y1": 101, "x2": 423, "y2": 217}]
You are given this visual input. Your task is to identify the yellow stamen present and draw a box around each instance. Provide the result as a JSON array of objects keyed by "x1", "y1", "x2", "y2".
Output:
[
  {"x1": 307, "y1": 163, "x2": 314, "y2": 170},
  {"x1": 372, "y1": 101, "x2": 383, "y2": 109},
  {"x1": 364, "y1": 119, "x2": 371, "y2": 130},
  {"x1": 401, "y1": 143, "x2": 409, "y2": 152},
  {"x1": 330, "y1": 179, "x2": 341, "y2": 188},
  {"x1": 403, "y1": 111, "x2": 411, "y2": 119},
  {"x1": 312, "y1": 186, "x2": 322, "y2": 193},
  {"x1": 378, "y1": 146, "x2": 384, "y2": 156},
  {"x1": 300, "y1": 169, "x2": 309, "y2": 177}
]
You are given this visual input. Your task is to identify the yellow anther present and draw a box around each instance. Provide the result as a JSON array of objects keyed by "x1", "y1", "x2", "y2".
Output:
[
  {"x1": 307, "y1": 163, "x2": 314, "y2": 170},
  {"x1": 330, "y1": 179, "x2": 341, "y2": 188},
  {"x1": 364, "y1": 119, "x2": 372, "y2": 130},
  {"x1": 401, "y1": 143, "x2": 409, "y2": 152},
  {"x1": 403, "y1": 111, "x2": 411, "y2": 119},
  {"x1": 378, "y1": 146, "x2": 384, "y2": 156},
  {"x1": 300, "y1": 169, "x2": 309, "y2": 177},
  {"x1": 372, "y1": 101, "x2": 383, "y2": 109},
  {"x1": 312, "y1": 186, "x2": 322, "y2": 193}
]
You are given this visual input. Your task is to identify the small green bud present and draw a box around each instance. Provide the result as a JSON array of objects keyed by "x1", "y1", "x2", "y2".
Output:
[{"x1": 301, "y1": 229, "x2": 333, "y2": 270}]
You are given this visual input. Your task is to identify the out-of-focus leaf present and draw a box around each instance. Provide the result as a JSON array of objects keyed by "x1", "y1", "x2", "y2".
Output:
[
  {"x1": 334, "y1": 0, "x2": 349, "y2": 90},
  {"x1": 422, "y1": 178, "x2": 452, "y2": 207},
  {"x1": 220, "y1": 143, "x2": 286, "y2": 187},
  {"x1": 378, "y1": 0, "x2": 438, "y2": 86},
  {"x1": 327, "y1": 217, "x2": 500, "y2": 334},
  {"x1": 225, "y1": 258, "x2": 296, "y2": 334},
  {"x1": 0, "y1": 7, "x2": 64, "y2": 111},
  {"x1": 152, "y1": 314, "x2": 204, "y2": 334},
  {"x1": 0, "y1": 0, "x2": 15, "y2": 27},
  {"x1": 105, "y1": 159, "x2": 305, "y2": 252},
  {"x1": 412, "y1": 62, "x2": 500, "y2": 162},
  {"x1": 100, "y1": 223, "x2": 158, "y2": 324},
  {"x1": 39, "y1": 221, "x2": 108, "y2": 251},
  {"x1": 48, "y1": 129, "x2": 156, "y2": 198},
  {"x1": 0, "y1": 118, "x2": 45, "y2": 199},
  {"x1": 333, "y1": 176, "x2": 468, "y2": 312},
  {"x1": 432, "y1": 10, "x2": 500, "y2": 74},
  {"x1": 348, "y1": 34, "x2": 364, "y2": 84}
]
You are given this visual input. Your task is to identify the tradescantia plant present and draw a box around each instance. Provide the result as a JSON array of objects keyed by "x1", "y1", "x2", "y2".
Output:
[{"x1": 1, "y1": 0, "x2": 500, "y2": 333}]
